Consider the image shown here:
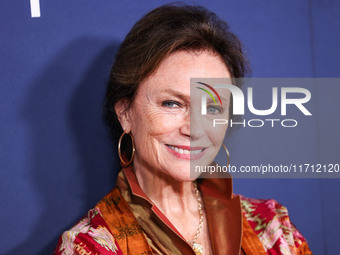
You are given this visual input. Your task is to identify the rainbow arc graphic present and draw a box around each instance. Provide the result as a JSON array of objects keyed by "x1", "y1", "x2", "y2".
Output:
[{"x1": 196, "y1": 82, "x2": 222, "y2": 106}]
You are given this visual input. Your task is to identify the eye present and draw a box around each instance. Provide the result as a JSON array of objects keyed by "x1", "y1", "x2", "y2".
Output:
[
  {"x1": 162, "y1": 100, "x2": 182, "y2": 108},
  {"x1": 207, "y1": 105, "x2": 223, "y2": 115}
]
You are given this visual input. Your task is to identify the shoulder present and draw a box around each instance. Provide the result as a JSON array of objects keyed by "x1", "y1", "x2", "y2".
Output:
[
  {"x1": 54, "y1": 206, "x2": 123, "y2": 255},
  {"x1": 239, "y1": 195, "x2": 312, "y2": 255}
]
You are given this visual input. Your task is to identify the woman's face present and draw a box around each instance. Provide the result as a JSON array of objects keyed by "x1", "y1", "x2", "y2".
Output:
[{"x1": 117, "y1": 50, "x2": 231, "y2": 181}]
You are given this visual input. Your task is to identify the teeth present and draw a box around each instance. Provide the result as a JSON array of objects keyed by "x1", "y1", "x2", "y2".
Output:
[{"x1": 168, "y1": 145, "x2": 203, "y2": 155}]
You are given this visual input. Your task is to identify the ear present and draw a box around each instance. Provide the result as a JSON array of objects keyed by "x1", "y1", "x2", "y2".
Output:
[{"x1": 115, "y1": 99, "x2": 132, "y2": 133}]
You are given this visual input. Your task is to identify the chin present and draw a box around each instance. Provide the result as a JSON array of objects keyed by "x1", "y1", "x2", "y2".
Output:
[{"x1": 165, "y1": 164, "x2": 201, "y2": 182}]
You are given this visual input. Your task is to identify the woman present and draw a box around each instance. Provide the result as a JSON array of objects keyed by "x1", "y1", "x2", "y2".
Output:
[{"x1": 54, "y1": 4, "x2": 312, "y2": 255}]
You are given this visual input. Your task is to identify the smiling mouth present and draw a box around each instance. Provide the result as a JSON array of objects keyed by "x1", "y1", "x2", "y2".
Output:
[{"x1": 166, "y1": 145, "x2": 206, "y2": 155}]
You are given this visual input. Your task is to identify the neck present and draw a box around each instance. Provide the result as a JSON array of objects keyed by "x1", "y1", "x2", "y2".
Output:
[{"x1": 133, "y1": 156, "x2": 197, "y2": 216}]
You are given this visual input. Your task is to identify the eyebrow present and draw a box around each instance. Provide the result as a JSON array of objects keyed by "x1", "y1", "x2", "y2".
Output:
[
  {"x1": 158, "y1": 89, "x2": 190, "y2": 101},
  {"x1": 206, "y1": 95, "x2": 229, "y2": 102},
  {"x1": 158, "y1": 88, "x2": 229, "y2": 103}
]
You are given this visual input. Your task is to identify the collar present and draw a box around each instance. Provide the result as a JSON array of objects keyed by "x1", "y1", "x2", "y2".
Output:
[{"x1": 117, "y1": 165, "x2": 242, "y2": 255}]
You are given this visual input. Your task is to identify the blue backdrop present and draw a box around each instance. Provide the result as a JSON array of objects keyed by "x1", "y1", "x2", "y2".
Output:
[{"x1": 1, "y1": 1, "x2": 339, "y2": 254}]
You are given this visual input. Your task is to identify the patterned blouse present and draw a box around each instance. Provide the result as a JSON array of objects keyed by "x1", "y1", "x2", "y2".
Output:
[{"x1": 54, "y1": 167, "x2": 312, "y2": 255}]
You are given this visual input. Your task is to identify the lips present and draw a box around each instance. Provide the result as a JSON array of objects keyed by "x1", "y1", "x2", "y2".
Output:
[
  {"x1": 167, "y1": 145, "x2": 205, "y2": 155},
  {"x1": 166, "y1": 144, "x2": 207, "y2": 160}
]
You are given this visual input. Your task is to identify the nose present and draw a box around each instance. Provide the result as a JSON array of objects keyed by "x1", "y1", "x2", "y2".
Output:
[{"x1": 179, "y1": 108, "x2": 205, "y2": 141}]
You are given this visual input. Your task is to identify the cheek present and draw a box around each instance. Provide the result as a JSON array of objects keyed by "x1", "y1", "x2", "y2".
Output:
[
  {"x1": 200, "y1": 114, "x2": 228, "y2": 146},
  {"x1": 207, "y1": 125, "x2": 228, "y2": 146},
  {"x1": 132, "y1": 108, "x2": 182, "y2": 141},
  {"x1": 132, "y1": 111, "x2": 183, "y2": 163}
]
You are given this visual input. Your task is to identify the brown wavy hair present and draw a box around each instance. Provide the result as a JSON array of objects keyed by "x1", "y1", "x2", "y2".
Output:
[{"x1": 105, "y1": 3, "x2": 250, "y2": 150}]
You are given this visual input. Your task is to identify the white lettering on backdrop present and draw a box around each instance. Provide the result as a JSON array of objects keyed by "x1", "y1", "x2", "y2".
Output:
[{"x1": 30, "y1": 0, "x2": 41, "y2": 17}]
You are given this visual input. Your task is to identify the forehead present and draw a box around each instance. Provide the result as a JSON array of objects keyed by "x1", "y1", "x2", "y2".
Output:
[{"x1": 137, "y1": 50, "x2": 231, "y2": 96}]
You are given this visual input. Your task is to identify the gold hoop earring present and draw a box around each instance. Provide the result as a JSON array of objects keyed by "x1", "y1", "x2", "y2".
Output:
[
  {"x1": 222, "y1": 144, "x2": 230, "y2": 168},
  {"x1": 118, "y1": 131, "x2": 135, "y2": 166}
]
